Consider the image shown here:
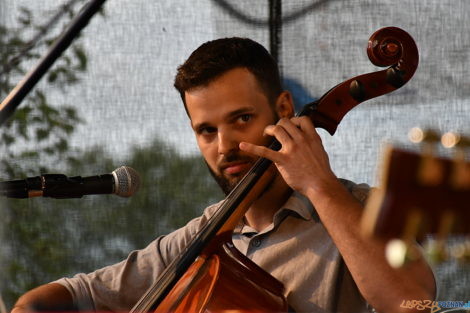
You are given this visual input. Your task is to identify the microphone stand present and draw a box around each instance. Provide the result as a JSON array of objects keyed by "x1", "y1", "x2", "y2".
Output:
[{"x1": 0, "y1": 0, "x2": 108, "y2": 126}]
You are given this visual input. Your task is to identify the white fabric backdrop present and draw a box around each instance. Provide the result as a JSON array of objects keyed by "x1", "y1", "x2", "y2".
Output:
[{"x1": 1, "y1": 0, "x2": 469, "y2": 303}]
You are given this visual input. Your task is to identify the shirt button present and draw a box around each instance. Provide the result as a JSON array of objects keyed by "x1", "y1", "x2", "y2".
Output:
[{"x1": 251, "y1": 238, "x2": 262, "y2": 247}]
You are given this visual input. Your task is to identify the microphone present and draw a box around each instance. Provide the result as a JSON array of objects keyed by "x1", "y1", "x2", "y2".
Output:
[{"x1": 0, "y1": 166, "x2": 140, "y2": 199}]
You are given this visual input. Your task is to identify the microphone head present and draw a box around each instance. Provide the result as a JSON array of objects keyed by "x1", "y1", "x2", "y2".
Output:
[{"x1": 112, "y1": 166, "x2": 140, "y2": 197}]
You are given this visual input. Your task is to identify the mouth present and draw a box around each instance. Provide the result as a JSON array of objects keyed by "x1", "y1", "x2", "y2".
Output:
[{"x1": 221, "y1": 161, "x2": 252, "y2": 175}]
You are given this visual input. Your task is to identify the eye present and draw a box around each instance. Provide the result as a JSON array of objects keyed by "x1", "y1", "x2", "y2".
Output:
[
  {"x1": 198, "y1": 126, "x2": 217, "y2": 135},
  {"x1": 238, "y1": 114, "x2": 252, "y2": 123}
]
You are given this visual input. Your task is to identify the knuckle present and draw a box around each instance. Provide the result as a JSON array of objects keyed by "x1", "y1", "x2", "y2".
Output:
[
  {"x1": 277, "y1": 117, "x2": 289, "y2": 125},
  {"x1": 272, "y1": 124, "x2": 284, "y2": 135},
  {"x1": 300, "y1": 117, "x2": 312, "y2": 127},
  {"x1": 298, "y1": 135, "x2": 308, "y2": 145}
]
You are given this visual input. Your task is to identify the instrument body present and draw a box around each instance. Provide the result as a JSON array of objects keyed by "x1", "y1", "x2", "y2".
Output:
[{"x1": 156, "y1": 233, "x2": 287, "y2": 313}]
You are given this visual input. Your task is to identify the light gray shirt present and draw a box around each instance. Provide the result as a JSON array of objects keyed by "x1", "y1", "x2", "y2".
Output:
[{"x1": 56, "y1": 179, "x2": 371, "y2": 313}]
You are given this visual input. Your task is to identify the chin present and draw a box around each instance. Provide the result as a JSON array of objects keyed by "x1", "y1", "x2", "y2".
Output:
[{"x1": 220, "y1": 177, "x2": 242, "y2": 195}]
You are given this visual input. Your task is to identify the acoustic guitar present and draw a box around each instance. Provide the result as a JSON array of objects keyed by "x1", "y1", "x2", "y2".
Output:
[{"x1": 361, "y1": 128, "x2": 470, "y2": 267}]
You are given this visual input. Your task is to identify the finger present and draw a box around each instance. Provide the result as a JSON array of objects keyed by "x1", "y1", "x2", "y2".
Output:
[
  {"x1": 291, "y1": 116, "x2": 321, "y2": 141},
  {"x1": 276, "y1": 118, "x2": 305, "y2": 142},
  {"x1": 239, "y1": 142, "x2": 281, "y2": 163},
  {"x1": 263, "y1": 124, "x2": 294, "y2": 149}
]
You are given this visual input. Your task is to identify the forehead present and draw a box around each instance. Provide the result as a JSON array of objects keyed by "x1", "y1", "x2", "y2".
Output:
[{"x1": 185, "y1": 68, "x2": 271, "y2": 124}]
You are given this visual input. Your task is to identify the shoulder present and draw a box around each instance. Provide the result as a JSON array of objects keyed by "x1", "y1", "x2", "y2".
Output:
[
  {"x1": 157, "y1": 200, "x2": 224, "y2": 256},
  {"x1": 181, "y1": 200, "x2": 224, "y2": 235}
]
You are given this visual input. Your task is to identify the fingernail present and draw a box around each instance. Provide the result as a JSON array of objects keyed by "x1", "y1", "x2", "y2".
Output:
[{"x1": 263, "y1": 125, "x2": 273, "y2": 135}]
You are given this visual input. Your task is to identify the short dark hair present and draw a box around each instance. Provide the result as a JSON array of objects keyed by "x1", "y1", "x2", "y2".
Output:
[{"x1": 174, "y1": 37, "x2": 282, "y2": 114}]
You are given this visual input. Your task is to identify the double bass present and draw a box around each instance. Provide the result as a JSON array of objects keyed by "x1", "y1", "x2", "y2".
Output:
[{"x1": 130, "y1": 27, "x2": 419, "y2": 313}]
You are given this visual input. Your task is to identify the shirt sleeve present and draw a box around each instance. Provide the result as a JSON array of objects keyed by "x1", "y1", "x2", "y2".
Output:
[
  {"x1": 54, "y1": 201, "x2": 222, "y2": 312},
  {"x1": 339, "y1": 178, "x2": 370, "y2": 204}
]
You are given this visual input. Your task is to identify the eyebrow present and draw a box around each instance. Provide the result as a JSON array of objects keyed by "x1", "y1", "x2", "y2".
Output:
[
  {"x1": 192, "y1": 106, "x2": 256, "y2": 131},
  {"x1": 226, "y1": 106, "x2": 256, "y2": 120}
]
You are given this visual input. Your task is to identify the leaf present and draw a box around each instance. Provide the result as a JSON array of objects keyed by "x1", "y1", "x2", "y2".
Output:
[
  {"x1": 18, "y1": 7, "x2": 32, "y2": 26},
  {"x1": 36, "y1": 128, "x2": 49, "y2": 141},
  {"x1": 19, "y1": 151, "x2": 39, "y2": 159},
  {"x1": 14, "y1": 106, "x2": 32, "y2": 123},
  {"x1": 0, "y1": 1, "x2": 96, "y2": 306},
  {"x1": 43, "y1": 147, "x2": 55, "y2": 155},
  {"x1": 48, "y1": 71, "x2": 58, "y2": 83},
  {"x1": 73, "y1": 46, "x2": 87, "y2": 71},
  {"x1": 64, "y1": 107, "x2": 78, "y2": 120},
  {"x1": 55, "y1": 138, "x2": 69, "y2": 152},
  {"x1": 2, "y1": 133, "x2": 15, "y2": 145}
]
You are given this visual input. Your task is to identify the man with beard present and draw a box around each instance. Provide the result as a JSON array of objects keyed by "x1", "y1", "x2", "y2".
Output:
[{"x1": 12, "y1": 38, "x2": 435, "y2": 313}]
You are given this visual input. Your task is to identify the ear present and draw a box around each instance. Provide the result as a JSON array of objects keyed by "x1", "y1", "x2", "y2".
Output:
[{"x1": 274, "y1": 91, "x2": 295, "y2": 118}]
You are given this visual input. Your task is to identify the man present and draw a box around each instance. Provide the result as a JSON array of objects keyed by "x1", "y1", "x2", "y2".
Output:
[{"x1": 12, "y1": 38, "x2": 435, "y2": 313}]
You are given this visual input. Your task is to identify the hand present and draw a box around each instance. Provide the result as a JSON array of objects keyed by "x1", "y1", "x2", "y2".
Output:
[{"x1": 239, "y1": 116, "x2": 337, "y2": 197}]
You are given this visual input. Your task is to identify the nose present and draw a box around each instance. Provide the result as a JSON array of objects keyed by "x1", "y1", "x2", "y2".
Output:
[{"x1": 217, "y1": 129, "x2": 239, "y2": 156}]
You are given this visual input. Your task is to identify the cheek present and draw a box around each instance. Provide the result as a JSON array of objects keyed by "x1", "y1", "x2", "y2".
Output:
[
  {"x1": 197, "y1": 140, "x2": 218, "y2": 167},
  {"x1": 248, "y1": 122, "x2": 273, "y2": 146}
]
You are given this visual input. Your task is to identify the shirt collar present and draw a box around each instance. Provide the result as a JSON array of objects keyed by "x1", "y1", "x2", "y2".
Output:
[
  {"x1": 232, "y1": 179, "x2": 368, "y2": 235},
  {"x1": 276, "y1": 191, "x2": 319, "y2": 222},
  {"x1": 234, "y1": 191, "x2": 319, "y2": 235}
]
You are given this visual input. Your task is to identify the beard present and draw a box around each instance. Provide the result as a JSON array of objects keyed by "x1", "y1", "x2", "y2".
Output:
[{"x1": 205, "y1": 152, "x2": 258, "y2": 195}]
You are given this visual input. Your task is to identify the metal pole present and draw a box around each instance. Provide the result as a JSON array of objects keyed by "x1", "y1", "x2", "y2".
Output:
[
  {"x1": 0, "y1": 0, "x2": 107, "y2": 126},
  {"x1": 269, "y1": 0, "x2": 282, "y2": 77}
]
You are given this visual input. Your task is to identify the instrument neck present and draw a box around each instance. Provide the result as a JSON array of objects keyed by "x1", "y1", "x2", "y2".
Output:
[{"x1": 130, "y1": 151, "x2": 279, "y2": 313}]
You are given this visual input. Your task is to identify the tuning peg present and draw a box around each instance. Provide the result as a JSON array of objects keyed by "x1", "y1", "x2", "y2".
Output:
[
  {"x1": 408, "y1": 128, "x2": 444, "y2": 186},
  {"x1": 386, "y1": 239, "x2": 414, "y2": 268},
  {"x1": 441, "y1": 132, "x2": 470, "y2": 190},
  {"x1": 441, "y1": 132, "x2": 460, "y2": 148},
  {"x1": 441, "y1": 131, "x2": 470, "y2": 148},
  {"x1": 408, "y1": 127, "x2": 440, "y2": 144},
  {"x1": 424, "y1": 211, "x2": 455, "y2": 264},
  {"x1": 385, "y1": 209, "x2": 424, "y2": 268},
  {"x1": 386, "y1": 239, "x2": 424, "y2": 268}
]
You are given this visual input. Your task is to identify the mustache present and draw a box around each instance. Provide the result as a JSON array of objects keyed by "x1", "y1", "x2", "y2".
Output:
[{"x1": 217, "y1": 152, "x2": 256, "y2": 172}]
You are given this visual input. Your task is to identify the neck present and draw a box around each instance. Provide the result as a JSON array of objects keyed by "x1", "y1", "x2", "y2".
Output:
[{"x1": 244, "y1": 173, "x2": 292, "y2": 232}]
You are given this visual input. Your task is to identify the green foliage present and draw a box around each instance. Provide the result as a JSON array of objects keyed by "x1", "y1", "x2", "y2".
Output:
[
  {"x1": 0, "y1": 4, "x2": 87, "y2": 179},
  {"x1": 2, "y1": 140, "x2": 222, "y2": 307},
  {"x1": 118, "y1": 139, "x2": 223, "y2": 247},
  {"x1": 0, "y1": 1, "x2": 96, "y2": 306},
  {"x1": 0, "y1": 4, "x2": 223, "y2": 309}
]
